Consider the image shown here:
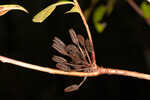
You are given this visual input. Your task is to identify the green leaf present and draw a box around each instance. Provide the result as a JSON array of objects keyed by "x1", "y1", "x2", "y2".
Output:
[
  {"x1": 65, "y1": 6, "x2": 80, "y2": 14},
  {"x1": 32, "y1": 1, "x2": 74, "y2": 23},
  {"x1": 0, "y1": 4, "x2": 28, "y2": 16},
  {"x1": 93, "y1": 5, "x2": 106, "y2": 33},
  {"x1": 95, "y1": 23, "x2": 107, "y2": 33},
  {"x1": 93, "y1": 5, "x2": 106, "y2": 23},
  {"x1": 141, "y1": 1, "x2": 150, "y2": 18}
]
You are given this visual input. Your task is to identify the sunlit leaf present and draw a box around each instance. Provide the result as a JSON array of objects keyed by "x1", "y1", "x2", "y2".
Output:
[
  {"x1": 0, "y1": 4, "x2": 28, "y2": 16},
  {"x1": 32, "y1": 1, "x2": 74, "y2": 23},
  {"x1": 141, "y1": 1, "x2": 150, "y2": 18},
  {"x1": 65, "y1": 6, "x2": 80, "y2": 14},
  {"x1": 93, "y1": 5, "x2": 106, "y2": 33},
  {"x1": 93, "y1": 5, "x2": 106, "y2": 23},
  {"x1": 95, "y1": 23, "x2": 107, "y2": 33}
]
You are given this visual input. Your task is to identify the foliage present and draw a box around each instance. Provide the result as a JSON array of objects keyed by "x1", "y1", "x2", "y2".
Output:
[
  {"x1": 0, "y1": 4, "x2": 28, "y2": 16},
  {"x1": 33, "y1": 0, "x2": 116, "y2": 33},
  {"x1": 93, "y1": 5, "x2": 106, "y2": 33},
  {"x1": 141, "y1": 1, "x2": 150, "y2": 18},
  {"x1": 32, "y1": 1, "x2": 74, "y2": 23}
]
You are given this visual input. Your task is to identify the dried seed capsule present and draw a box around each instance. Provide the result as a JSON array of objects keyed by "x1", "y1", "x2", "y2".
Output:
[
  {"x1": 85, "y1": 39, "x2": 93, "y2": 53},
  {"x1": 56, "y1": 63, "x2": 71, "y2": 72},
  {"x1": 52, "y1": 55, "x2": 67, "y2": 63},
  {"x1": 77, "y1": 34, "x2": 85, "y2": 46},
  {"x1": 65, "y1": 44, "x2": 82, "y2": 64},
  {"x1": 65, "y1": 44, "x2": 80, "y2": 54},
  {"x1": 69, "y1": 28, "x2": 79, "y2": 45},
  {"x1": 52, "y1": 43, "x2": 68, "y2": 55},
  {"x1": 64, "y1": 84, "x2": 79, "y2": 92},
  {"x1": 53, "y1": 37, "x2": 66, "y2": 48},
  {"x1": 52, "y1": 36, "x2": 68, "y2": 55},
  {"x1": 73, "y1": 66, "x2": 83, "y2": 70}
]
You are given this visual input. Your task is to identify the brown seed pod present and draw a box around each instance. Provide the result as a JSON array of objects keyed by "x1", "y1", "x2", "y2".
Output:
[
  {"x1": 56, "y1": 63, "x2": 71, "y2": 72},
  {"x1": 65, "y1": 44, "x2": 82, "y2": 63},
  {"x1": 65, "y1": 44, "x2": 80, "y2": 54},
  {"x1": 53, "y1": 37, "x2": 66, "y2": 48},
  {"x1": 64, "y1": 84, "x2": 79, "y2": 92},
  {"x1": 69, "y1": 28, "x2": 79, "y2": 45},
  {"x1": 52, "y1": 55, "x2": 67, "y2": 63},
  {"x1": 52, "y1": 38, "x2": 68, "y2": 55},
  {"x1": 85, "y1": 39, "x2": 93, "y2": 53},
  {"x1": 77, "y1": 34, "x2": 85, "y2": 46}
]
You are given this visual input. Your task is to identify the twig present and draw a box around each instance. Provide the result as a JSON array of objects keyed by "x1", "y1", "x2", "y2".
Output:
[
  {"x1": 1, "y1": 55, "x2": 150, "y2": 80},
  {"x1": 101, "y1": 67, "x2": 150, "y2": 80},
  {"x1": 127, "y1": 0, "x2": 150, "y2": 26},
  {"x1": 0, "y1": 56, "x2": 100, "y2": 77}
]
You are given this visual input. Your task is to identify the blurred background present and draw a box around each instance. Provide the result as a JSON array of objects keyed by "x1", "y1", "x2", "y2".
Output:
[{"x1": 0, "y1": 0, "x2": 150, "y2": 99}]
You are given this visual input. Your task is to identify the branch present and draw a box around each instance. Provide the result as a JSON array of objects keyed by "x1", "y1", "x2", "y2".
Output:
[
  {"x1": 0, "y1": 56, "x2": 100, "y2": 77},
  {"x1": 1, "y1": 55, "x2": 150, "y2": 80},
  {"x1": 127, "y1": 0, "x2": 150, "y2": 26},
  {"x1": 101, "y1": 67, "x2": 150, "y2": 80}
]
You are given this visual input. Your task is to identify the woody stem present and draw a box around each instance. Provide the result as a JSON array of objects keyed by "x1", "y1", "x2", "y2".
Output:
[
  {"x1": 99, "y1": 66, "x2": 150, "y2": 80},
  {"x1": 0, "y1": 55, "x2": 99, "y2": 77},
  {"x1": 1, "y1": 55, "x2": 150, "y2": 80}
]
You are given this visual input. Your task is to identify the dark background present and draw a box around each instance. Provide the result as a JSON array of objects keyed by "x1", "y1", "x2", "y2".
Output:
[{"x1": 0, "y1": 0, "x2": 150, "y2": 99}]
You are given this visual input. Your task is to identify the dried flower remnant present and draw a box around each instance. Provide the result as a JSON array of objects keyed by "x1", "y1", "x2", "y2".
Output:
[
  {"x1": 56, "y1": 63, "x2": 71, "y2": 72},
  {"x1": 52, "y1": 55, "x2": 67, "y2": 63},
  {"x1": 52, "y1": 37, "x2": 68, "y2": 55},
  {"x1": 77, "y1": 34, "x2": 85, "y2": 46},
  {"x1": 85, "y1": 39, "x2": 93, "y2": 53},
  {"x1": 69, "y1": 28, "x2": 79, "y2": 45},
  {"x1": 52, "y1": 28, "x2": 97, "y2": 92},
  {"x1": 64, "y1": 84, "x2": 79, "y2": 92},
  {"x1": 64, "y1": 77, "x2": 87, "y2": 92}
]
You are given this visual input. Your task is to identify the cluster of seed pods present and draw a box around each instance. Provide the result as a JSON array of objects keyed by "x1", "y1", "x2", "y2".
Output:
[{"x1": 52, "y1": 28, "x2": 97, "y2": 92}]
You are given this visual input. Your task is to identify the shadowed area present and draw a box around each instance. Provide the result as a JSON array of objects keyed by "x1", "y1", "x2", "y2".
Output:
[{"x1": 0, "y1": 0, "x2": 150, "y2": 99}]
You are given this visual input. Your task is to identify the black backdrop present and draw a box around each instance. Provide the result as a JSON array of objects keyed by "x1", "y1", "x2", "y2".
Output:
[{"x1": 0, "y1": 0, "x2": 150, "y2": 100}]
